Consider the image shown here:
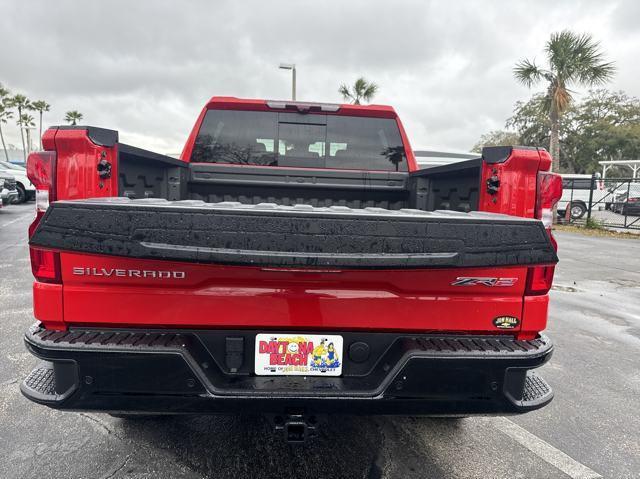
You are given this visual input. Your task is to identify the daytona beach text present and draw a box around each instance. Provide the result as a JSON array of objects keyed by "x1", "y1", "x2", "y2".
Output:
[{"x1": 259, "y1": 340, "x2": 314, "y2": 366}]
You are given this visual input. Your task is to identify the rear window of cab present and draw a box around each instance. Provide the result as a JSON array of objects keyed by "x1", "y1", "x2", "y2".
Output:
[{"x1": 191, "y1": 110, "x2": 407, "y2": 171}]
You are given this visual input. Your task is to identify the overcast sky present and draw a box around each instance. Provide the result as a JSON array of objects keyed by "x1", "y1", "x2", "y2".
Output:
[{"x1": 1, "y1": 0, "x2": 639, "y2": 155}]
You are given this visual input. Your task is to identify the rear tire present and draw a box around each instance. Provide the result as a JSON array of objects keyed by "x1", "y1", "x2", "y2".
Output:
[
  {"x1": 569, "y1": 202, "x2": 587, "y2": 219},
  {"x1": 14, "y1": 184, "x2": 26, "y2": 204}
]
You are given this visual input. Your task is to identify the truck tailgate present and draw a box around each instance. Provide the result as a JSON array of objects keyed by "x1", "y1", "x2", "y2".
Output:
[{"x1": 30, "y1": 198, "x2": 557, "y2": 333}]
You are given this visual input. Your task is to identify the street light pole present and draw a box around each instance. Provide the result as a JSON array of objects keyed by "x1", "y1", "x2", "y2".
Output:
[
  {"x1": 292, "y1": 66, "x2": 296, "y2": 101},
  {"x1": 279, "y1": 63, "x2": 296, "y2": 101}
]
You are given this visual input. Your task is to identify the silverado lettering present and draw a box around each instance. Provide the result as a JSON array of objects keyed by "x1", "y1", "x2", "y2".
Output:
[
  {"x1": 21, "y1": 97, "x2": 562, "y2": 440},
  {"x1": 71, "y1": 267, "x2": 186, "y2": 279}
]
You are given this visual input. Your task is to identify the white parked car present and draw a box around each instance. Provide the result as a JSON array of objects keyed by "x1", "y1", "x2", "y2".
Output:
[
  {"x1": 0, "y1": 160, "x2": 35, "y2": 203},
  {"x1": 557, "y1": 174, "x2": 605, "y2": 220}
]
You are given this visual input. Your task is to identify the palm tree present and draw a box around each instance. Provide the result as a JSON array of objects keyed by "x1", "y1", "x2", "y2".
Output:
[
  {"x1": 64, "y1": 110, "x2": 83, "y2": 126},
  {"x1": 18, "y1": 114, "x2": 36, "y2": 153},
  {"x1": 339, "y1": 77, "x2": 379, "y2": 105},
  {"x1": 0, "y1": 107, "x2": 13, "y2": 162},
  {"x1": 32, "y1": 100, "x2": 51, "y2": 150},
  {"x1": 514, "y1": 31, "x2": 615, "y2": 171},
  {"x1": 9, "y1": 94, "x2": 32, "y2": 161},
  {"x1": 0, "y1": 84, "x2": 13, "y2": 162}
]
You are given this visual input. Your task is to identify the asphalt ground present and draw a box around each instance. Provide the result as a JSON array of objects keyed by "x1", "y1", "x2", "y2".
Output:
[{"x1": 1, "y1": 202, "x2": 639, "y2": 479}]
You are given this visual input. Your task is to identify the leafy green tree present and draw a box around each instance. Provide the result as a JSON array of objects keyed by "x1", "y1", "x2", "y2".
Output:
[
  {"x1": 0, "y1": 84, "x2": 13, "y2": 162},
  {"x1": 31, "y1": 100, "x2": 51, "y2": 150},
  {"x1": 471, "y1": 130, "x2": 521, "y2": 153},
  {"x1": 339, "y1": 77, "x2": 379, "y2": 105},
  {"x1": 514, "y1": 31, "x2": 615, "y2": 171},
  {"x1": 566, "y1": 91, "x2": 640, "y2": 174},
  {"x1": 9, "y1": 93, "x2": 32, "y2": 161},
  {"x1": 506, "y1": 89, "x2": 640, "y2": 173},
  {"x1": 506, "y1": 94, "x2": 552, "y2": 150},
  {"x1": 64, "y1": 110, "x2": 83, "y2": 126}
]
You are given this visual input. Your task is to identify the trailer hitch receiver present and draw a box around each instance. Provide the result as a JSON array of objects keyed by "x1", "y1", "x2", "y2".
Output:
[{"x1": 271, "y1": 412, "x2": 321, "y2": 443}]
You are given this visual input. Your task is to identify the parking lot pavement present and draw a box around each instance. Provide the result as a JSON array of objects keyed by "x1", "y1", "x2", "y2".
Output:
[{"x1": 1, "y1": 202, "x2": 639, "y2": 479}]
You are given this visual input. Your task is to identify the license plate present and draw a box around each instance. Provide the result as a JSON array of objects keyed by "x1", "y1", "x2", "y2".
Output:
[{"x1": 254, "y1": 333, "x2": 343, "y2": 376}]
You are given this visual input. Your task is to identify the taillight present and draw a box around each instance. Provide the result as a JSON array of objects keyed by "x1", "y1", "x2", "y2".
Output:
[
  {"x1": 535, "y1": 171, "x2": 563, "y2": 230},
  {"x1": 27, "y1": 151, "x2": 57, "y2": 209},
  {"x1": 525, "y1": 265, "x2": 555, "y2": 296},
  {"x1": 527, "y1": 171, "x2": 563, "y2": 296},
  {"x1": 27, "y1": 151, "x2": 61, "y2": 284},
  {"x1": 28, "y1": 247, "x2": 61, "y2": 283}
]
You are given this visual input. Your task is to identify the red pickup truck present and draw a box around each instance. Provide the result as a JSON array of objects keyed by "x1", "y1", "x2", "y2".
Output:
[{"x1": 21, "y1": 97, "x2": 561, "y2": 441}]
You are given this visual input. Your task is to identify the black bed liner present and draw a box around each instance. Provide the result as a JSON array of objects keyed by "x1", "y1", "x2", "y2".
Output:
[{"x1": 29, "y1": 198, "x2": 558, "y2": 269}]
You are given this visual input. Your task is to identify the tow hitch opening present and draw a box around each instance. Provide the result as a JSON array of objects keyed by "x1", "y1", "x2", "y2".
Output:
[{"x1": 271, "y1": 412, "x2": 321, "y2": 443}]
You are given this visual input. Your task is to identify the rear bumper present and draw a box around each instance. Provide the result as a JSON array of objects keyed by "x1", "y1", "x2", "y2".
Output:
[{"x1": 22, "y1": 323, "x2": 553, "y2": 416}]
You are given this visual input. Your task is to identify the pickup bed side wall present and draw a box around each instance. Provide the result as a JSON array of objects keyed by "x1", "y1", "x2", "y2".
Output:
[
  {"x1": 33, "y1": 127, "x2": 123, "y2": 330},
  {"x1": 409, "y1": 159, "x2": 482, "y2": 212},
  {"x1": 477, "y1": 146, "x2": 554, "y2": 338},
  {"x1": 482, "y1": 147, "x2": 553, "y2": 216},
  {"x1": 43, "y1": 127, "x2": 120, "y2": 201},
  {"x1": 118, "y1": 144, "x2": 187, "y2": 200}
]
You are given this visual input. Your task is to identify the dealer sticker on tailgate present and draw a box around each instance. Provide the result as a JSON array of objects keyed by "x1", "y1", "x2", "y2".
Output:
[{"x1": 254, "y1": 334, "x2": 343, "y2": 376}]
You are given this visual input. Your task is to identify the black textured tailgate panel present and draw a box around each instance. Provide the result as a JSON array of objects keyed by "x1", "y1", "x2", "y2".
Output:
[{"x1": 29, "y1": 198, "x2": 558, "y2": 269}]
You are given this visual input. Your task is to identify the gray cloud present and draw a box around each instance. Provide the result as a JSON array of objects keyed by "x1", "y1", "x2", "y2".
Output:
[{"x1": 1, "y1": 0, "x2": 637, "y2": 153}]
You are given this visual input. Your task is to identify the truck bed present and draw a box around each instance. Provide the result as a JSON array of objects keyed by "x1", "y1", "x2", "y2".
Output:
[
  {"x1": 26, "y1": 125, "x2": 559, "y2": 335},
  {"x1": 118, "y1": 142, "x2": 483, "y2": 213}
]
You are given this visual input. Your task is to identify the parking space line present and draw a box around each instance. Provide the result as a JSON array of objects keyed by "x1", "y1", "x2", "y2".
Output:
[
  {"x1": 0, "y1": 213, "x2": 32, "y2": 228},
  {"x1": 0, "y1": 217, "x2": 25, "y2": 228},
  {"x1": 491, "y1": 417, "x2": 602, "y2": 479}
]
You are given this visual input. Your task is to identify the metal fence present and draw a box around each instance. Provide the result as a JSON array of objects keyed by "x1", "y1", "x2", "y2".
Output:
[{"x1": 560, "y1": 176, "x2": 640, "y2": 230}]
